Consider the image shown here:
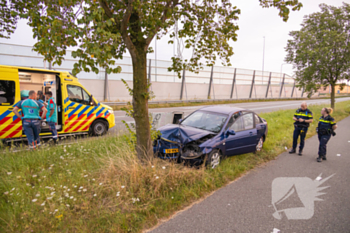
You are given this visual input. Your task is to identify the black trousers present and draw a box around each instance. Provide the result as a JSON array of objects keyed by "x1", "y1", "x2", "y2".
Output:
[
  {"x1": 292, "y1": 126, "x2": 308, "y2": 151},
  {"x1": 318, "y1": 134, "x2": 331, "y2": 158}
]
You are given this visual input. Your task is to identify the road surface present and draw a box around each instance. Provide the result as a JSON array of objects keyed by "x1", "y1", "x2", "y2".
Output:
[
  {"x1": 149, "y1": 115, "x2": 350, "y2": 232},
  {"x1": 110, "y1": 97, "x2": 350, "y2": 132}
]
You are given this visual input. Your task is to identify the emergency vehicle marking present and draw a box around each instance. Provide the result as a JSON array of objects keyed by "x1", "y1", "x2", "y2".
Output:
[
  {"x1": 0, "y1": 66, "x2": 115, "y2": 140},
  {"x1": 0, "y1": 109, "x2": 23, "y2": 138},
  {"x1": 63, "y1": 100, "x2": 109, "y2": 133}
]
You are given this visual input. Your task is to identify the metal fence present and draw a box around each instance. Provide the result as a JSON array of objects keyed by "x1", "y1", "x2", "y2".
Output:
[{"x1": 0, "y1": 42, "x2": 302, "y2": 101}]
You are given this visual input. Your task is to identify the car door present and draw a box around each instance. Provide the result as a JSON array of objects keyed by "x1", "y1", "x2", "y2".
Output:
[
  {"x1": 225, "y1": 116, "x2": 247, "y2": 156},
  {"x1": 241, "y1": 112, "x2": 258, "y2": 152},
  {"x1": 254, "y1": 113, "x2": 266, "y2": 143},
  {"x1": 64, "y1": 84, "x2": 95, "y2": 133}
]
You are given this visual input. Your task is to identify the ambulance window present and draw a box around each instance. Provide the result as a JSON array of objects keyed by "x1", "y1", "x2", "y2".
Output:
[
  {"x1": 0, "y1": 80, "x2": 15, "y2": 105},
  {"x1": 67, "y1": 85, "x2": 84, "y2": 104},
  {"x1": 82, "y1": 89, "x2": 90, "y2": 105}
]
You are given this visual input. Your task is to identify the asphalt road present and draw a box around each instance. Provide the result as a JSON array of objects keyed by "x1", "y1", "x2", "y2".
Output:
[
  {"x1": 110, "y1": 97, "x2": 350, "y2": 132},
  {"x1": 149, "y1": 114, "x2": 350, "y2": 232}
]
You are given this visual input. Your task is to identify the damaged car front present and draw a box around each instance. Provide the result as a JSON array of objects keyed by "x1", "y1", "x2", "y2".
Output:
[{"x1": 153, "y1": 110, "x2": 228, "y2": 165}]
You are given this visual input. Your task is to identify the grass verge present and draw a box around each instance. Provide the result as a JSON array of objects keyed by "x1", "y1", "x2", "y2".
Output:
[{"x1": 1, "y1": 101, "x2": 350, "y2": 232}]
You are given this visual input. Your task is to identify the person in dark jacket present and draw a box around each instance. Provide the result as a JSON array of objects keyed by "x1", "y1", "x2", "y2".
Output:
[
  {"x1": 289, "y1": 102, "x2": 313, "y2": 155},
  {"x1": 316, "y1": 107, "x2": 337, "y2": 162}
]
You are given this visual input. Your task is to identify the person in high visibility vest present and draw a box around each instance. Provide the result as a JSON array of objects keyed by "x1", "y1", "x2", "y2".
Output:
[
  {"x1": 289, "y1": 102, "x2": 314, "y2": 156},
  {"x1": 45, "y1": 91, "x2": 58, "y2": 144},
  {"x1": 316, "y1": 107, "x2": 337, "y2": 162},
  {"x1": 13, "y1": 90, "x2": 47, "y2": 149}
]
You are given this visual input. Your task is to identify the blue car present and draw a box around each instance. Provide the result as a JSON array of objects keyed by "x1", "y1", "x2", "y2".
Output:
[{"x1": 153, "y1": 106, "x2": 268, "y2": 168}]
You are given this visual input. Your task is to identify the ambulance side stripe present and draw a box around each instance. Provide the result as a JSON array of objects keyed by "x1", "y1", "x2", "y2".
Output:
[
  {"x1": 96, "y1": 107, "x2": 105, "y2": 117},
  {"x1": 78, "y1": 106, "x2": 91, "y2": 118},
  {"x1": 87, "y1": 107, "x2": 97, "y2": 117},
  {"x1": 0, "y1": 110, "x2": 11, "y2": 121},
  {"x1": 0, "y1": 118, "x2": 21, "y2": 136},
  {"x1": 72, "y1": 114, "x2": 95, "y2": 132},
  {"x1": 65, "y1": 102, "x2": 75, "y2": 112},
  {"x1": 0, "y1": 116, "x2": 11, "y2": 125},
  {"x1": 13, "y1": 111, "x2": 22, "y2": 121},
  {"x1": 6, "y1": 125, "x2": 22, "y2": 138},
  {"x1": 68, "y1": 104, "x2": 82, "y2": 119},
  {"x1": 64, "y1": 114, "x2": 86, "y2": 132}
]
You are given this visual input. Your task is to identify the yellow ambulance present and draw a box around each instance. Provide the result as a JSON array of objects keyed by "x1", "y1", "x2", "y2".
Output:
[{"x1": 0, "y1": 65, "x2": 115, "y2": 142}]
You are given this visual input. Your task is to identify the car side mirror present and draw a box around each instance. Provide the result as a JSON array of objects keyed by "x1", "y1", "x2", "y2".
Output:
[
  {"x1": 179, "y1": 119, "x2": 183, "y2": 124},
  {"x1": 226, "y1": 129, "x2": 235, "y2": 136}
]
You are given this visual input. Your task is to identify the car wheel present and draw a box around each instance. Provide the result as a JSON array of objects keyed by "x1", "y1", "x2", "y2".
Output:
[
  {"x1": 206, "y1": 150, "x2": 221, "y2": 169},
  {"x1": 91, "y1": 120, "x2": 107, "y2": 136},
  {"x1": 256, "y1": 136, "x2": 264, "y2": 152}
]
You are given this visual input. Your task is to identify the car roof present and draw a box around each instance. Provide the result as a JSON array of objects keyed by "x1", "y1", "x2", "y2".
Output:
[{"x1": 198, "y1": 105, "x2": 247, "y2": 115}]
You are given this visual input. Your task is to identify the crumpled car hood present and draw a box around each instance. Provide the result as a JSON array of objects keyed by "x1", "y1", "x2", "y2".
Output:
[{"x1": 158, "y1": 124, "x2": 216, "y2": 145}]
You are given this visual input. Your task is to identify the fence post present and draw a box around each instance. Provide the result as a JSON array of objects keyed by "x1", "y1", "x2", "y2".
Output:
[
  {"x1": 104, "y1": 68, "x2": 108, "y2": 101},
  {"x1": 208, "y1": 66, "x2": 214, "y2": 99},
  {"x1": 230, "y1": 68, "x2": 237, "y2": 99},
  {"x1": 147, "y1": 59, "x2": 151, "y2": 92},
  {"x1": 279, "y1": 74, "x2": 285, "y2": 98},
  {"x1": 301, "y1": 87, "x2": 304, "y2": 98},
  {"x1": 291, "y1": 80, "x2": 295, "y2": 98},
  {"x1": 249, "y1": 70, "x2": 255, "y2": 98},
  {"x1": 180, "y1": 69, "x2": 186, "y2": 100},
  {"x1": 265, "y1": 72, "x2": 272, "y2": 98}
]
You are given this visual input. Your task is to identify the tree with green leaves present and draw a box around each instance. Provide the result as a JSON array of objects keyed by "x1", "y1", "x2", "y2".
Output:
[
  {"x1": 285, "y1": 3, "x2": 350, "y2": 109},
  {"x1": 1, "y1": 0, "x2": 302, "y2": 160}
]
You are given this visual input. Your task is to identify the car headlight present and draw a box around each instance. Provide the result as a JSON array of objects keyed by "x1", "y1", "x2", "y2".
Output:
[{"x1": 108, "y1": 110, "x2": 114, "y2": 114}]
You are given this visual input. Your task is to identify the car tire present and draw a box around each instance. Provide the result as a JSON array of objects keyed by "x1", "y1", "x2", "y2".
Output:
[
  {"x1": 255, "y1": 136, "x2": 264, "y2": 153},
  {"x1": 91, "y1": 120, "x2": 108, "y2": 136},
  {"x1": 205, "y1": 150, "x2": 221, "y2": 169}
]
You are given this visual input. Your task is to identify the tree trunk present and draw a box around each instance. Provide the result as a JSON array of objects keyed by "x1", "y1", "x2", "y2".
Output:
[
  {"x1": 330, "y1": 84, "x2": 335, "y2": 109},
  {"x1": 131, "y1": 46, "x2": 152, "y2": 160}
]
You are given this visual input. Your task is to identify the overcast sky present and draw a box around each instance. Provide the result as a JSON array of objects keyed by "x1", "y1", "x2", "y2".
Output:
[{"x1": 0, "y1": 0, "x2": 347, "y2": 76}]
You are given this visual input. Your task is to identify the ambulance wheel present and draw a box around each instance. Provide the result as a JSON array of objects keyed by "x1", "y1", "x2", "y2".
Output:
[{"x1": 91, "y1": 120, "x2": 107, "y2": 136}]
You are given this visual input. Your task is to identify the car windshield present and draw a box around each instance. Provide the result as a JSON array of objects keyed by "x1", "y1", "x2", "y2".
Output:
[{"x1": 181, "y1": 111, "x2": 228, "y2": 133}]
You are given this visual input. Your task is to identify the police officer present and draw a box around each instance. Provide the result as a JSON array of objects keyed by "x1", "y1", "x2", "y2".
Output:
[
  {"x1": 316, "y1": 107, "x2": 337, "y2": 162},
  {"x1": 13, "y1": 90, "x2": 47, "y2": 149},
  {"x1": 289, "y1": 102, "x2": 313, "y2": 155},
  {"x1": 44, "y1": 91, "x2": 58, "y2": 144}
]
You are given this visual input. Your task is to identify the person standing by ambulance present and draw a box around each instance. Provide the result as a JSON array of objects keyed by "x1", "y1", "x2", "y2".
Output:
[
  {"x1": 289, "y1": 102, "x2": 313, "y2": 155},
  {"x1": 44, "y1": 91, "x2": 58, "y2": 144},
  {"x1": 13, "y1": 90, "x2": 47, "y2": 149},
  {"x1": 316, "y1": 108, "x2": 337, "y2": 162}
]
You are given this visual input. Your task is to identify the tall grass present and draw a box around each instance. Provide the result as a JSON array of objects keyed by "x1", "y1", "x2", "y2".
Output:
[{"x1": 0, "y1": 101, "x2": 349, "y2": 232}]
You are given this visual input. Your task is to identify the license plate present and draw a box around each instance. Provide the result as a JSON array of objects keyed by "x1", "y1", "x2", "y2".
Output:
[{"x1": 163, "y1": 148, "x2": 179, "y2": 154}]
